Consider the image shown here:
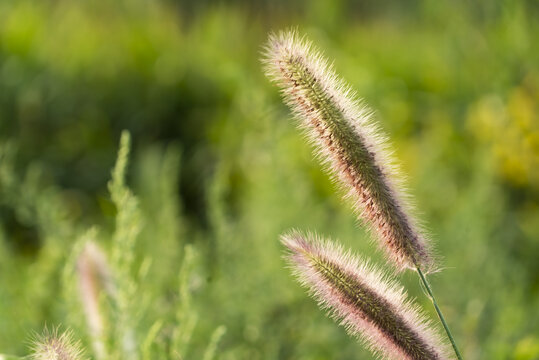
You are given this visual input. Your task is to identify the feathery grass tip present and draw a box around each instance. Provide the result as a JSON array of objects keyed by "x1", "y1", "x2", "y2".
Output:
[
  {"x1": 264, "y1": 31, "x2": 432, "y2": 270},
  {"x1": 30, "y1": 328, "x2": 85, "y2": 360},
  {"x1": 281, "y1": 231, "x2": 449, "y2": 360}
]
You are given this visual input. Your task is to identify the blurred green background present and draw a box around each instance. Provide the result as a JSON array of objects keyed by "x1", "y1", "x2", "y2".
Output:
[{"x1": 0, "y1": 0, "x2": 538, "y2": 359}]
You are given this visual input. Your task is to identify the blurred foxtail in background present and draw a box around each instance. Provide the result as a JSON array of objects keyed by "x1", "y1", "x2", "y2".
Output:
[{"x1": 77, "y1": 240, "x2": 115, "y2": 359}]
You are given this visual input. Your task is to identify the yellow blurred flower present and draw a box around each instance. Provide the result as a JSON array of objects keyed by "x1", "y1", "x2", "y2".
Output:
[{"x1": 467, "y1": 79, "x2": 539, "y2": 188}]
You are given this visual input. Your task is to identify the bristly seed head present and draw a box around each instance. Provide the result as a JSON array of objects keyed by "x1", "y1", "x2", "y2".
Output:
[
  {"x1": 263, "y1": 30, "x2": 433, "y2": 271},
  {"x1": 30, "y1": 327, "x2": 86, "y2": 360},
  {"x1": 281, "y1": 231, "x2": 450, "y2": 360}
]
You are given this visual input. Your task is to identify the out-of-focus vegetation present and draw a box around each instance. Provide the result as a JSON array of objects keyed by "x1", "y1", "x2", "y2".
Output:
[{"x1": 0, "y1": 0, "x2": 538, "y2": 359}]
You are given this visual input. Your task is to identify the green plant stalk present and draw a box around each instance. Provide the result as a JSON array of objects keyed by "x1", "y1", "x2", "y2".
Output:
[{"x1": 416, "y1": 267, "x2": 463, "y2": 360}]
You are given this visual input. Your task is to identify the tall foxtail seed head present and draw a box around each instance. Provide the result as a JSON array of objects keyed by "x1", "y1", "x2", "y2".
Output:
[
  {"x1": 31, "y1": 328, "x2": 85, "y2": 360},
  {"x1": 281, "y1": 231, "x2": 449, "y2": 360},
  {"x1": 264, "y1": 31, "x2": 432, "y2": 270}
]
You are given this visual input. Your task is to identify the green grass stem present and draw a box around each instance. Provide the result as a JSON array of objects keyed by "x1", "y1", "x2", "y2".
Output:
[{"x1": 416, "y1": 267, "x2": 463, "y2": 360}]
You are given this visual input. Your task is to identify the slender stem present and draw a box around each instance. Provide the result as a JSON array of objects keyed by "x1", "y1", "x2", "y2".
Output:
[{"x1": 416, "y1": 266, "x2": 463, "y2": 360}]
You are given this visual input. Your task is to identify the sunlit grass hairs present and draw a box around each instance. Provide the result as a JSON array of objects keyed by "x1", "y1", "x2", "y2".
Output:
[
  {"x1": 263, "y1": 31, "x2": 431, "y2": 271},
  {"x1": 30, "y1": 328, "x2": 85, "y2": 360},
  {"x1": 282, "y1": 231, "x2": 448, "y2": 360}
]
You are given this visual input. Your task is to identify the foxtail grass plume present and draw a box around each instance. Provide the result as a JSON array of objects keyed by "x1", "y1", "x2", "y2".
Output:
[
  {"x1": 77, "y1": 242, "x2": 114, "y2": 359},
  {"x1": 30, "y1": 328, "x2": 85, "y2": 360},
  {"x1": 264, "y1": 31, "x2": 431, "y2": 270},
  {"x1": 281, "y1": 231, "x2": 449, "y2": 360}
]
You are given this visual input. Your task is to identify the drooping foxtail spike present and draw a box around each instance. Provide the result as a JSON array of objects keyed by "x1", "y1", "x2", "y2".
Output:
[
  {"x1": 281, "y1": 231, "x2": 450, "y2": 360},
  {"x1": 264, "y1": 31, "x2": 432, "y2": 270}
]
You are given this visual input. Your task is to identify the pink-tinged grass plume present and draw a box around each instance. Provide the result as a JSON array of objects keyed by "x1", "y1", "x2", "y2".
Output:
[
  {"x1": 264, "y1": 31, "x2": 432, "y2": 271},
  {"x1": 281, "y1": 231, "x2": 450, "y2": 360}
]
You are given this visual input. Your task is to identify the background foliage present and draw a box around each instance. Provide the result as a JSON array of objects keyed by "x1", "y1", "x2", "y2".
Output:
[{"x1": 0, "y1": 0, "x2": 538, "y2": 359}]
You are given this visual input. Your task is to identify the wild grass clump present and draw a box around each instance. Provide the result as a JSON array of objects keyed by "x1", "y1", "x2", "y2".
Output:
[{"x1": 0, "y1": 132, "x2": 225, "y2": 360}]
